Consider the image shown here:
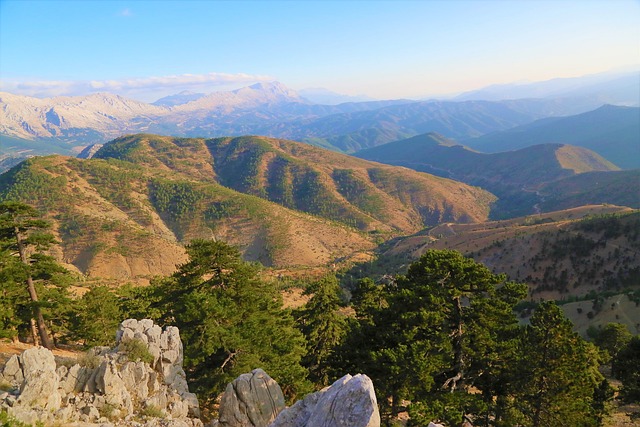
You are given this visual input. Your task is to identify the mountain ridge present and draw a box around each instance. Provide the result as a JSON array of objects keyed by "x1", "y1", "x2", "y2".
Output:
[
  {"x1": 0, "y1": 133, "x2": 496, "y2": 281},
  {"x1": 464, "y1": 105, "x2": 640, "y2": 169},
  {"x1": 355, "y1": 132, "x2": 621, "y2": 218}
]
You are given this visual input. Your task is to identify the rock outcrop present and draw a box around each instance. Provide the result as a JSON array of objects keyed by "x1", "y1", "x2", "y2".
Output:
[
  {"x1": 0, "y1": 319, "x2": 202, "y2": 426},
  {"x1": 270, "y1": 374, "x2": 380, "y2": 427},
  {"x1": 218, "y1": 369, "x2": 285, "y2": 427},
  {"x1": 215, "y1": 371, "x2": 380, "y2": 427}
]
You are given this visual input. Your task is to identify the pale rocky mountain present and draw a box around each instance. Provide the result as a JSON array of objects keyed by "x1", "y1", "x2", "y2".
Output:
[
  {"x1": 153, "y1": 90, "x2": 207, "y2": 107},
  {"x1": 170, "y1": 82, "x2": 307, "y2": 113},
  {"x1": 0, "y1": 82, "x2": 307, "y2": 145},
  {"x1": 0, "y1": 91, "x2": 167, "y2": 141},
  {"x1": 77, "y1": 143, "x2": 104, "y2": 159}
]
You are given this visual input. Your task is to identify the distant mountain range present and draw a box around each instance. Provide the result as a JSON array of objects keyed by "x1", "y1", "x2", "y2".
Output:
[
  {"x1": 2, "y1": 71, "x2": 636, "y2": 167},
  {"x1": 356, "y1": 132, "x2": 627, "y2": 218},
  {"x1": 455, "y1": 70, "x2": 639, "y2": 105},
  {"x1": 464, "y1": 105, "x2": 640, "y2": 169},
  {"x1": 152, "y1": 90, "x2": 206, "y2": 107},
  {"x1": 297, "y1": 87, "x2": 376, "y2": 105}
]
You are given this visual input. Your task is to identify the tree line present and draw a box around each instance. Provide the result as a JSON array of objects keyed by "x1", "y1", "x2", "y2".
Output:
[{"x1": 1, "y1": 201, "x2": 638, "y2": 426}]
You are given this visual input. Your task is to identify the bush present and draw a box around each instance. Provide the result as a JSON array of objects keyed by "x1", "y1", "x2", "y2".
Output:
[
  {"x1": 121, "y1": 339, "x2": 154, "y2": 364},
  {"x1": 77, "y1": 351, "x2": 102, "y2": 369},
  {"x1": 139, "y1": 405, "x2": 164, "y2": 418}
]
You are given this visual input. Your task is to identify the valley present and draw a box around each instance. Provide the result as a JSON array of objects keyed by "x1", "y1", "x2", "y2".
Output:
[{"x1": 1, "y1": 72, "x2": 639, "y2": 427}]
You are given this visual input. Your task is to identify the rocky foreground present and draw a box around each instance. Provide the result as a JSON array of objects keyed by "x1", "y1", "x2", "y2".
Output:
[{"x1": 0, "y1": 319, "x2": 381, "y2": 427}]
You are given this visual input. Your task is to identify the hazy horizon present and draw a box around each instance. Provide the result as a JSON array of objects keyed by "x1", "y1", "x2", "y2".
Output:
[{"x1": 1, "y1": 0, "x2": 638, "y2": 102}]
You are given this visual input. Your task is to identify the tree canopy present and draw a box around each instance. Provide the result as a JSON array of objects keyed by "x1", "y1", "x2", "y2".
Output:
[{"x1": 147, "y1": 239, "x2": 310, "y2": 405}]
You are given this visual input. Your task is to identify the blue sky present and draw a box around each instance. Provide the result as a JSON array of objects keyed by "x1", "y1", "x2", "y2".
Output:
[{"x1": 1, "y1": 0, "x2": 638, "y2": 101}]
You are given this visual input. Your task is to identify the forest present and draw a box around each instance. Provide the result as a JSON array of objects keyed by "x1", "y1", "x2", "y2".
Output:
[{"x1": 1, "y1": 200, "x2": 638, "y2": 427}]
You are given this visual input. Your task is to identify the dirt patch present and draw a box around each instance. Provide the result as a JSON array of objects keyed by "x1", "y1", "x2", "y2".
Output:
[{"x1": 0, "y1": 341, "x2": 81, "y2": 368}]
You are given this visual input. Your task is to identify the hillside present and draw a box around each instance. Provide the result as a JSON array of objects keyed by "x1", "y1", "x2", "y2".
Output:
[
  {"x1": 465, "y1": 105, "x2": 640, "y2": 169},
  {"x1": 539, "y1": 170, "x2": 640, "y2": 211},
  {"x1": 0, "y1": 156, "x2": 373, "y2": 281},
  {"x1": 376, "y1": 206, "x2": 640, "y2": 303},
  {"x1": 0, "y1": 134, "x2": 496, "y2": 281},
  {"x1": 355, "y1": 132, "x2": 619, "y2": 218},
  {"x1": 93, "y1": 134, "x2": 495, "y2": 232},
  {"x1": 281, "y1": 100, "x2": 549, "y2": 152}
]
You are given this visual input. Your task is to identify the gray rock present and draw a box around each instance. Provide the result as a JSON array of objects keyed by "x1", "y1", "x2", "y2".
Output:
[
  {"x1": 1, "y1": 355, "x2": 23, "y2": 387},
  {"x1": 1, "y1": 319, "x2": 201, "y2": 426},
  {"x1": 270, "y1": 374, "x2": 380, "y2": 427},
  {"x1": 218, "y1": 369, "x2": 286, "y2": 427},
  {"x1": 95, "y1": 359, "x2": 134, "y2": 414},
  {"x1": 16, "y1": 346, "x2": 61, "y2": 411}
]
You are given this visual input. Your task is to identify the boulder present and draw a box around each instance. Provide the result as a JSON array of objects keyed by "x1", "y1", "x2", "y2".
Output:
[
  {"x1": 218, "y1": 369, "x2": 286, "y2": 427},
  {"x1": 270, "y1": 374, "x2": 380, "y2": 427},
  {"x1": 0, "y1": 319, "x2": 203, "y2": 426},
  {"x1": 16, "y1": 346, "x2": 61, "y2": 411},
  {"x1": 1, "y1": 354, "x2": 23, "y2": 387}
]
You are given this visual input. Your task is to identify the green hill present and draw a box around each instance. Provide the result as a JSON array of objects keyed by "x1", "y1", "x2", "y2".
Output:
[
  {"x1": 465, "y1": 105, "x2": 640, "y2": 169},
  {"x1": 282, "y1": 99, "x2": 549, "y2": 152},
  {"x1": 0, "y1": 133, "x2": 496, "y2": 282},
  {"x1": 539, "y1": 169, "x2": 640, "y2": 211},
  {"x1": 356, "y1": 132, "x2": 619, "y2": 218}
]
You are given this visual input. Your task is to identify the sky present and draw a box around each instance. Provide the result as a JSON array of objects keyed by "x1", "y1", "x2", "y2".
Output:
[{"x1": 1, "y1": 0, "x2": 639, "y2": 102}]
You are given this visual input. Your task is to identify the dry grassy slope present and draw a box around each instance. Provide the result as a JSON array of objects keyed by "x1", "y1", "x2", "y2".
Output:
[
  {"x1": 356, "y1": 133, "x2": 618, "y2": 191},
  {"x1": 0, "y1": 152, "x2": 375, "y2": 283},
  {"x1": 560, "y1": 294, "x2": 640, "y2": 336},
  {"x1": 384, "y1": 205, "x2": 640, "y2": 299},
  {"x1": 204, "y1": 135, "x2": 495, "y2": 232},
  {"x1": 539, "y1": 169, "x2": 640, "y2": 211}
]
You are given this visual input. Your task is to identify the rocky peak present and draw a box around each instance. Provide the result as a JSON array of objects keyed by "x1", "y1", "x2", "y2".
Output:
[{"x1": 0, "y1": 319, "x2": 201, "y2": 426}]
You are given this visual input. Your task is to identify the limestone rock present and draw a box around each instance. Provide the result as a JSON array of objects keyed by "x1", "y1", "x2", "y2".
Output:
[
  {"x1": 16, "y1": 346, "x2": 61, "y2": 411},
  {"x1": 270, "y1": 374, "x2": 380, "y2": 427},
  {"x1": 1, "y1": 355, "x2": 23, "y2": 387},
  {"x1": 218, "y1": 368, "x2": 286, "y2": 427},
  {"x1": 0, "y1": 319, "x2": 202, "y2": 426}
]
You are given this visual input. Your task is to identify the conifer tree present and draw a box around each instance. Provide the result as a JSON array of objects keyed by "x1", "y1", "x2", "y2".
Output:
[
  {"x1": 150, "y1": 239, "x2": 309, "y2": 405},
  {"x1": 0, "y1": 201, "x2": 69, "y2": 348},
  {"x1": 513, "y1": 301, "x2": 605, "y2": 427},
  {"x1": 337, "y1": 250, "x2": 527, "y2": 425},
  {"x1": 614, "y1": 336, "x2": 640, "y2": 403},
  {"x1": 294, "y1": 275, "x2": 346, "y2": 386},
  {"x1": 72, "y1": 286, "x2": 122, "y2": 347}
]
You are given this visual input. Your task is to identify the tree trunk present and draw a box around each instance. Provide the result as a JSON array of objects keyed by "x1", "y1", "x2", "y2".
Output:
[
  {"x1": 30, "y1": 318, "x2": 39, "y2": 346},
  {"x1": 444, "y1": 295, "x2": 465, "y2": 392},
  {"x1": 15, "y1": 227, "x2": 54, "y2": 349}
]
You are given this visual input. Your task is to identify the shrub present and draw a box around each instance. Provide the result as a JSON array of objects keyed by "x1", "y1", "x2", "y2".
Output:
[
  {"x1": 121, "y1": 339, "x2": 154, "y2": 364},
  {"x1": 77, "y1": 351, "x2": 102, "y2": 369},
  {"x1": 139, "y1": 405, "x2": 164, "y2": 418}
]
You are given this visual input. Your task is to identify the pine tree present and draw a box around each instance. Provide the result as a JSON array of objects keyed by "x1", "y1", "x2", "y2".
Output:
[
  {"x1": 294, "y1": 275, "x2": 346, "y2": 386},
  {"x1": 513, "y1": 301, "x2": 605, "y2": 427},
  {"x1": 72, "y1": 286, "x2": 122, "y2": 347},
  {"x1": 150, "y1": 239, "x2": 310, "y2": 405},
  {"x1": 0, "y1": 201, "x2": 69, "y2": 348},
  {"x1": 614, "y1": 336, "x2": 640, "y2": 403},
  {"x1": 336, "y1": 250, "x2": 527, "y2": 425}
]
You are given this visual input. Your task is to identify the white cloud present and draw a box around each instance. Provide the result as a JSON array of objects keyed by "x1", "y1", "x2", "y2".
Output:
[
  {"x1": 119, "y1": 8, "x2": 133, "y2": 17},
  {"x1": 0, "y1": 72, "x2": 274, "y2": 101}
]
